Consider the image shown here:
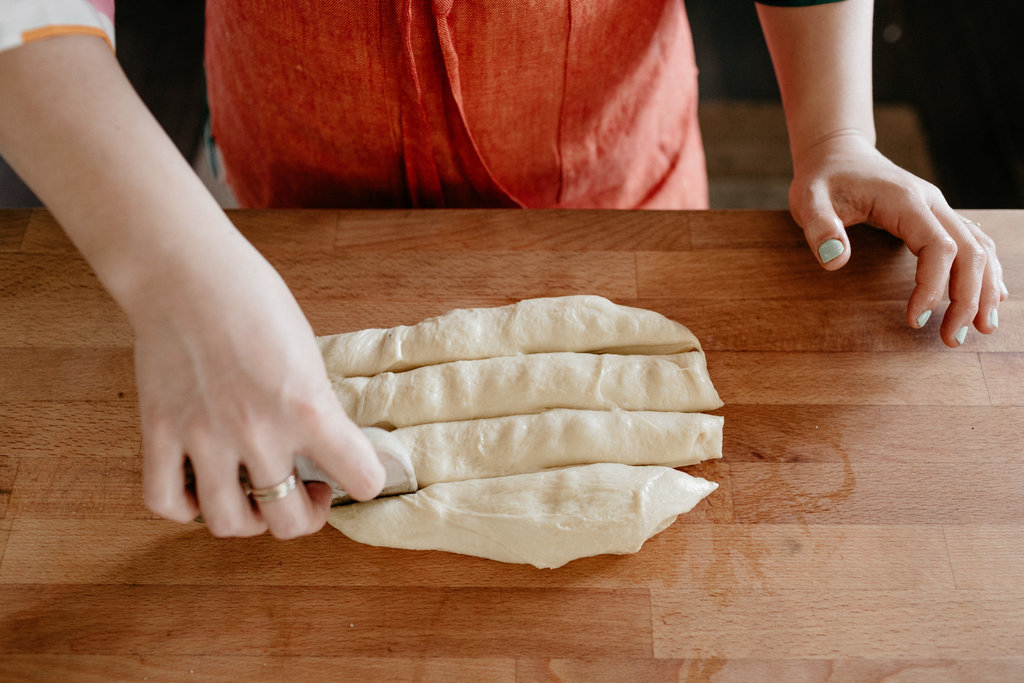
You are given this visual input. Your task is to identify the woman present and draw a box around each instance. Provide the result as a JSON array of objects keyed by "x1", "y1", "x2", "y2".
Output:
[{"x1": 0, "y1": 0, "x2": 1006, "y2": 539}]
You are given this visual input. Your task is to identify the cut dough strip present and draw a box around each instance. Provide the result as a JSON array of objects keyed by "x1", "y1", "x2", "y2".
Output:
[
  {"x1": 318, "y1": 295, "x2": 700, "y2": 377},
  {"x1": 329, "y1": 463, "x2": 718, "y2": 569},
  {"x1": 333, "y1": 351, "x2": 723, "y2": 429},
  {"x1": 390, "y1": 408, "x2": 723, "y2": 487}
]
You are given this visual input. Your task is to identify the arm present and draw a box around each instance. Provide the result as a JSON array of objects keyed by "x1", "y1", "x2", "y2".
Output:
[
  {"x1": 0, "y1": 35, "x2": 384, "y2": 536},
  {"x1": 757, "y1": 0, "x2": 1005, "y2": 346}
]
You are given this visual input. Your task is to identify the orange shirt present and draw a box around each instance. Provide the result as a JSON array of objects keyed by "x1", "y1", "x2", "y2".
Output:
[{"x1": 205, "y1": 0, "x2": 707, "y2": 210}]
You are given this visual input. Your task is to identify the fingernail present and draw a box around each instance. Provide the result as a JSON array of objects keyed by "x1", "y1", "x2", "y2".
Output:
[
  {"x1": 916, "y1": 310, "x2": 932, "y2": 328},
  {"x1": 954, "y1": 326, "x2": 968, "y2": 346},
  {"x1": 818, "y1": 239, "x2": 845, "y2": 264},
  {"x1": 989, "y1": 309, "x2": 999, "y2": 328},
  {"x1": 1000, "y1": 281, "x2": 1009, "y2": 297}
]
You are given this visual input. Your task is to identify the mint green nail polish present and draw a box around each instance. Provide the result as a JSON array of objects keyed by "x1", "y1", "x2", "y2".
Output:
[
  {"x1": 954, "y1": 326, "x2": 968, "y2": 345},
  {"x1": 989, "y1": 309, "x2": 999, "y2": 328},
  {"x1": 916, "y1": 310, "x2": 932, "y2": 328},
  {"x1": 818, "y1": 239, "x2": 844, "y2": 264}
]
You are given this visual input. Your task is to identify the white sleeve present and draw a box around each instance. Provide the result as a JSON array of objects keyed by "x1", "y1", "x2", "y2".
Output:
[{"x1": 0, "y1": 0, "x2": 115, "y2": 55}]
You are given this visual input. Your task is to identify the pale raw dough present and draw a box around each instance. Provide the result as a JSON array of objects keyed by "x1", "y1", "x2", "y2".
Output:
[
  {"x1": 390, "y1": 408, "x2": 723, "y2": 487},
  {"x1": 318, "y1": 295, "x2": 700, "y2": 377},
  {"x1": 328, "y1": 463, "x2": 718, "y2": 569},
  {"x1": 318, "y1": 296, "x2": 724, "y2": 567},
  {"x1": 333, "y1": 351, "x2": 723, "y2": 428}
]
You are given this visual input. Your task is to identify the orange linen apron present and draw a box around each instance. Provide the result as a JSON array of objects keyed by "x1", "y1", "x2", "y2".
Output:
[{"x1": 204, "y1": 0, "x2": 707, "y2": 209}]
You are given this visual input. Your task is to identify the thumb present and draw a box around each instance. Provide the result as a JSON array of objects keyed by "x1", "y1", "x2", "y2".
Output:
[
  {"x1": 791, "y1": 183, "x2": 851, "y2": 271},
  {"x1": 306, "y1": 390, "x2": 386, "y2": 501}
]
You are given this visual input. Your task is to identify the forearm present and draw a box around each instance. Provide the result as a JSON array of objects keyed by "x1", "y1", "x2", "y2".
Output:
[
  {"x1": 756, "y1": 0, "x2": 876, "y2": 165},
  {"x1": 0, "y1": 33, "x2": 386, "y2": 535},
  {"x1": 0, "y1": 35, "x2": 252, "y2": 321}
]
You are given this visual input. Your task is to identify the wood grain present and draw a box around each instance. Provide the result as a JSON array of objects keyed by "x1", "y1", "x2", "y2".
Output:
[
  {"x1": 515, "y1": 658, "x2": 1024, "y2": 683},
  {"x1": 709, "y1": 351, "x2": 990, "y2": 406},
  {"x1": 678, "y1": 461, "x2": 734, "y2": 523},
  {"x1": 630, "y1": 298, "x2": 1024, "y2": 352},
  {"x1": 17, "y1": 209, "x2": 74, "y2": 254},
  {"x1": 227, "y1": 209, "x2": 340, "y2": 254},
  {"x1": 272, "y1": 252, "x2": 638, "y2": 301},
  {"x1": 0, "y1": 297, "x2": 132, "y2": 346},
  {"x1": 688, "y1": 209, "x2": 806, "y2": 250},
  {"x1": 0, "y1": 655, "x2": 516, "y2": 683},
  {"x1": 981, "y1": 352, "x2": 1024, "y2": 405},
  {"x1": 330, "y1": 209, "x2": 693, "y2": 251},
  {"x1": 944, "y1": 525, "x2": 1024, "y2": 590},
  {"x1": 0, "y1": 520, "x2": 955, "y2": 592},
  {"x1": 302, "y1": 297, "x2": 523, "y2": 335},
  {"x1": 0, "y1": 460, "x2": 15, "y2": 519},
  {"x1": 5, "y1": 456, "x2": 149, "y2": 520},
  {"x1": 730, "y1": 462, "x2": 1024, "y2": 524},
  {"x1": 0, "y1": 655, "x2": 514, "y2": 683},
  {"x1": 0, "y1": 209, "x2": 29, "y2": 251},
  {"x1": 637, "y1": 246, "x2": 919, "y2": 300},
  {"x1": 651, "y1": 589, "x2": 1024, "y2": 659},
  {"x1": 0, "y1": 585, "x2": 652, "y2": 658},
  {"x1": 0, "y1": 520, "x2": 12, "y2": 583},
  {"x1": 0, "y1": 401, "x2": 140, "y2": 458},
  {"x1": 0, "y1": 348, "x2": 135, "y2": 401},
  {"x1": 0, "y1": 253, "x2": 107, "y2": 300},
  {"x1": 1, "y1": 208, "x2": 1021, "y2": 677},
  {"x1": 721, "y1": 404, "x2": 1024, "y2": 464}
]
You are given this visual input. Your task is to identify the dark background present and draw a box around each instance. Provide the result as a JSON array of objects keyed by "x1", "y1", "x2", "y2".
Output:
[
  {"x1": 2, "y1": 0, "x2": 1022, "y2": 208},
  {"x1": 688, "y1": 0, "x2": 1024, "y2": 208}
]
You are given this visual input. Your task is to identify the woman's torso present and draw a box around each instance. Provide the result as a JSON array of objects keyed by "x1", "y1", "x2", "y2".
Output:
[{"x1": 204, "y1": 0, "x2": 707, "y2": 209}]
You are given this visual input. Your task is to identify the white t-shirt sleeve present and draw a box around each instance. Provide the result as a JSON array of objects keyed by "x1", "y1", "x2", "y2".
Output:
[{"x1": 0, "y1": 0, "x2": 115, "y2": 55}]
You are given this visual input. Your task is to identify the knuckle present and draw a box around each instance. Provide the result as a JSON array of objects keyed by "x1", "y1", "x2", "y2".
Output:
[
  {"x1": 935, "y1": 237, "x2": 958, "y2": 261},
  {"x1": 898, "y1": 184, "x2": 930, "y2": 209},
  {"x1": 291, "y1": 394, "x2": 326, "y2": 424},
  {"x1": 243, "y1": 451, "x2": 282, "y2": 479},
  {"x1": 960, "y1": 241, "x2": 988, "y2": 269},
  {"x1": 269, "y1": 515, "x2": 313, "y2": 541},
  {"x1": 138, "y1": 405, "x2": 167, "y2": 432},
  {"x1": 292, "y1": 387, "x2": 339, "y2": 428},
  {"x1": 181, "y1": 416, "x2": 215, "y2": 445},
  {"x1": 144, "y1": 490, "x2": 186, "y2": 522},
  {"x1": 205, "y1": 514, "x2": 250, "y2": 538},
  {"x1": 921, "y1": 182, "x2": 943, "y2": 202}
]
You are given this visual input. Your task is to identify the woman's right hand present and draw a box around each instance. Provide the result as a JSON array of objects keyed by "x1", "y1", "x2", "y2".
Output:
[
  {"x1": 0, "y1": 34, "x2": 384, "y2": 538},
  {"x1": 132, "y1": 246, "x2": 386, "y2": 538}
]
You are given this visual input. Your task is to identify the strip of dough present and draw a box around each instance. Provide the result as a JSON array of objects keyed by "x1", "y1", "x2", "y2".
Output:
[
  {"x1": 329, "y1": 463, "x2": 717, "y2": 569},
  {"x1": 318, "y1": 295, "x2": 700, "y2": 377},
  {"x1": 390, "y1": 408, "x2": 723, "y2": 487},
  {"x1": 333, "y1": 351, "x2": 723, "y2": 429}
]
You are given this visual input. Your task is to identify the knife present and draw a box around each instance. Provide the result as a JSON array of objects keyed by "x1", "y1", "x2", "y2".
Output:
[
  {"x1": 298, "y1": 427, "x2": 418, "y2": 506},
  {"x1": 184, "y1": 426, "x2": 418, "y2": 512}
]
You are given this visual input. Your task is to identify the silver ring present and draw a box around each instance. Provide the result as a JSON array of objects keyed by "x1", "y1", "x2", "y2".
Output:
[
  {"x1": 246, "y1": 468, "x2": 299, "y2": 503},
  {"x1": 960, "y1": 215, "x2": 982, "y2": 229}
]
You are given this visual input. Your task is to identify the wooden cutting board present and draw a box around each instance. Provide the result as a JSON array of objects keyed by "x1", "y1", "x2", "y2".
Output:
[{"x1": 1, "y1": 208, "x2": 1022, "y2": 681}]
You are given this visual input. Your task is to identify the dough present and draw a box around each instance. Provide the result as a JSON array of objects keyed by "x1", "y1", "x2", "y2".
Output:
[
  {"x1": 390, "y1": 408, "x2": 723, "y2": 487},
  {"x1": 316, "y1": 296, "x2": 724, "y2": 567},
  {"x1": 318, "y1": 295, "x2": 700, "y2": 377},
  {"x1": 333, "y1": 351, "x2": 723, "y2": 428},
  {"x1": 328, "y1": 463, "x2": 718, "y2": 569}
]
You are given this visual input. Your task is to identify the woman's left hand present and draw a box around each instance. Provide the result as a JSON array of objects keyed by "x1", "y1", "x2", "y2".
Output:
[{"x1": 788, "y1": 131, "x2": 1007, "y2": 347}]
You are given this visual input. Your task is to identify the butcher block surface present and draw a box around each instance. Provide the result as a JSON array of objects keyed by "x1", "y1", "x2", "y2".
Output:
[{"x1": 1, "y1": 208, "x2": 1022, "y2": 681}]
